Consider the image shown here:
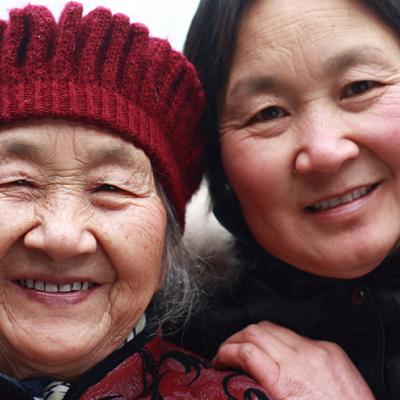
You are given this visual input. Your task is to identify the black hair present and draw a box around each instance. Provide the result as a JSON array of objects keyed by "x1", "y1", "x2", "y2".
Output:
[
  {"x1": 184, "y1": 0, "x2": 400, "y2": 240},
  {"x1": 184, "y1": 0, "x2": 252, "y2": 239}
]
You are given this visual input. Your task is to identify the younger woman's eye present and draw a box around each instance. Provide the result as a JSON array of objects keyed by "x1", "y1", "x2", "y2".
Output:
[
  {"x1": 341, "y1": 80, "x2": 377, "y2": 98},
  {"x1": 249, "y1": 106, "x2": 289, "y2": 124},
  {"x1": 94, "y1": 184, "x2": 120, "y2": 193}
]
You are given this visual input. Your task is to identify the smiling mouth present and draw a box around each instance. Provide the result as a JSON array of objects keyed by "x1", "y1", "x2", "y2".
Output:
[
  {"x1": 306, "y1": 183, "x2": 379, "y2": 212},
  {"x1": 17, "y1": 279, "x2": 95, "y2": 293}
]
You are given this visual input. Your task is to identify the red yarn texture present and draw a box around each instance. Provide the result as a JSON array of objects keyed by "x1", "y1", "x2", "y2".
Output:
[{"x1": 0, "y1": 2, "x2": 205, "y2": 227}]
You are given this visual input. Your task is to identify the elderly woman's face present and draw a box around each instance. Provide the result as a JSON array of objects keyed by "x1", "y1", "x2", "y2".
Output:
[
  {"x1": 0, "y1": 121, "x2": 166, "y2": 378},
  {"x1": 219, "y1": 0, "x2": 400, "y2": 278}
]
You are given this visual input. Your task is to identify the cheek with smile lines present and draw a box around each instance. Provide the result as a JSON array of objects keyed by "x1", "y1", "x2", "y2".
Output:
[
  {"x1": 17, "y1": 279, "x2": 96, "y2": 294},
  {"x1": 306, "y1": 183, "x2": 380, "y2": 213}
]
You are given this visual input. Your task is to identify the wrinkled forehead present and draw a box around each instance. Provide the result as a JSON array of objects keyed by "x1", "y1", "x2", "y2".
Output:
[
  {"x1": 238, "y1": 0, "x2": 397, "y2": 59},
  {"x1": 0, "y1": 120, "x2": 151, "y2": 170},
  {"x1": 238, "y1": 0, "x2": 388, "y2": 40},
  {"x1": 226, "y1": 0, "x2": 400, "y2": 90}
]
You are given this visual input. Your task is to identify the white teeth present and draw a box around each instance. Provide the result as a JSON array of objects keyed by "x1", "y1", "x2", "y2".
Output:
[
  {"x1": 45, "y1": 283, "x2": 58, "y2": 293},
  {"x1": 34, "y1": 281, "x2": 45, "y2": 291},
  {"x1": 341, "y1": 193, "x2": 353, "y2": 203},
  {"x1": 18, "y1": 280, "x2": 93, "y2": 293},
  {"x1": 310, "y1": 185, "x2": 373, "y2": 212},
  {"x1": 26, "y1": 279, "x2": 34, "y2": 289},
  {"x1": 328, "y1": 198, "x2": 341, "y2": 208},
  {"x1": 59, "y1": 283, "x2": 73, "y2": 293},
  {"x1": 319, "y1": 200, "x2": 330, "y2": 211}
]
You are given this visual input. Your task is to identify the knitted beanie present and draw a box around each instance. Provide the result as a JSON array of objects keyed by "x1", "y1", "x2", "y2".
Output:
[{"x1": 0, "y1": 2, "x2": 205, "y2": 228}]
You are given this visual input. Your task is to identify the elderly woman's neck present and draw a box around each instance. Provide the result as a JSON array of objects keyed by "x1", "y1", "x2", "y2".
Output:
[{"x1": 0, "y1": 334, "x2": 124, "y2": 380}]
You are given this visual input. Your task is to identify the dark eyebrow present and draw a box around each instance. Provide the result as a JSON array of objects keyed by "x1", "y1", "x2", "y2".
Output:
[
  {"x1": 0, "y1": 140, "x2": 145, "y2": 170},
  {"x1": 0, "y1": 140, "x2": 44, "y2": 162},
  {"x1": 88, "y1": 146, "x2": 146, "y2": 169},
  {"x1": 324, "y1": 45, "x2": 390, "y2": 74},
  {"x1": 228, "y1": 75, "x2": 279, "y2": 102},
  {"x1": 226, "y1": 46, "x2": 393, "y2": 105},
  {"x1": 223, "y1": 75, "x2": 282, "y2": 115}
]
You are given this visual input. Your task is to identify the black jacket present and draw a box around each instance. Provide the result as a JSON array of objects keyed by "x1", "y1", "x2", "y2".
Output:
[{"x1": 172, "y1": 243, "x2": 400, "y2": 400}]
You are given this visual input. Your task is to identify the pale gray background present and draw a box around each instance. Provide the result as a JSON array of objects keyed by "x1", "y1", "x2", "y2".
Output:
[{"x1": 0, "y1": 0, "x2": 201, "y2": 50}]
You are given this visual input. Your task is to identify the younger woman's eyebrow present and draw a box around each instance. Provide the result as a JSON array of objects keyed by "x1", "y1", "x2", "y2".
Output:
[
  {"x1": 224, "y1": 75, "x2": 284, "y2": 115},
  {"x1": 228, "y1": 75, "x2": 279, "y2": 100},
  {"x1": 224, "y1": 45, "x2": 395, "y2": 109},
  {"x1": 324, "y1": 45, "x2": 394, "y2": 74}
]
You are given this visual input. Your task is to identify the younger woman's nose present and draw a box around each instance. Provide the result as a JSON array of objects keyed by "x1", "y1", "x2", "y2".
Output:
[
  {"x1": 294, "y1": 111, "x2": 360, "y2": 175},
  {"x1": 294, "y1": 138, "x2": 360, "y2": 175}
]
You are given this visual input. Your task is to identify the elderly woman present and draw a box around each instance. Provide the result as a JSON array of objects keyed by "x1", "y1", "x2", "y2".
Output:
[
  {"x1": 0, "y1": 2, "x2": 271, "y2": 400},
  {"x1": 173, "y1": 0, "x2": 400, "y2": 399}
]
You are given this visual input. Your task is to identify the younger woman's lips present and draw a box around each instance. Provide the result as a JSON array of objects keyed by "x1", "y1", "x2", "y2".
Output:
[
  {"x1": 305, "y1": 182, "x2": 380, "y2": 212},
  {"x1": 303, "y1": 181, "x2": 382, "y2": 223}
]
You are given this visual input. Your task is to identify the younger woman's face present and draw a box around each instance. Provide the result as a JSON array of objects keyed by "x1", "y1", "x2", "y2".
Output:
[{"x1": 219, "y1": 0, "x2": 400, "y2": 278}]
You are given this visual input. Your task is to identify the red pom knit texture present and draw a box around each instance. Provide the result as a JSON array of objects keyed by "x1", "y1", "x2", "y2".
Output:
[{"x1": 0, "y1": 2, "x2": 205, "y2": 227}]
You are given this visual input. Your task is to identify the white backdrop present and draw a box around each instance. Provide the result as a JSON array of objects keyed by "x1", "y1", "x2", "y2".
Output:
[{"x1": 0, "y1": 0, "x2": 200, "y2": 50}]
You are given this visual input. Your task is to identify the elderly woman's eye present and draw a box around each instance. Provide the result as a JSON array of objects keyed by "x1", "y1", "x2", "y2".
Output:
[
  {"x1": 95, "y1": 184, "x2": 120, "y2": 192},
  {"x1": 250, "y1": 106, "x2": 289, "y2": 124},
  {"x1": 342, "y1": 80, "x2": 377, "y2": 98},
  {"x1": 13, "y1": 179, "x2": 33, "y2": 187}
]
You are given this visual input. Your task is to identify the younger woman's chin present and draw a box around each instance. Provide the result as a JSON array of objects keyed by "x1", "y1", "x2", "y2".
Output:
[{"x1": 295, "y1": 255, "x2": 385, "y2": 279}]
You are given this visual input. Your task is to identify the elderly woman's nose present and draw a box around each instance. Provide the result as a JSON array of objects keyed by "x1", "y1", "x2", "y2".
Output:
[
  {"x1": 294, "y1": 113, "x2": 360, "y2": 175},
  {"x1": 23, "y1": 200, "x2": 97, "y2": 261}
]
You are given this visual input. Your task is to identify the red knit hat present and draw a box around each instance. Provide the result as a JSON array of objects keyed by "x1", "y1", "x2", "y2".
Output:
[{"x1": 0, "y1": 2, "x2": 205, "y2": 228}]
